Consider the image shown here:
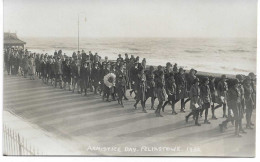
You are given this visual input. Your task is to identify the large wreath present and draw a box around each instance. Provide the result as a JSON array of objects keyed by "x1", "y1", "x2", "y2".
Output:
[{"x1": 104, "y1": 73, "x2": 116, "y2": 88}]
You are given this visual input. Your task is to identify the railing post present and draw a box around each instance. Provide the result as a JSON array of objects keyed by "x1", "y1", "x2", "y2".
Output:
[{"x1": 18, "y1": 134, "x2": 22, "y2": 155}]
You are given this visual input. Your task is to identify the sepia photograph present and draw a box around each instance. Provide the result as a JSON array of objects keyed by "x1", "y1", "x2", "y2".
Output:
[{"x1": 2, "y1": 0, "x2": 257, "y2": 157}]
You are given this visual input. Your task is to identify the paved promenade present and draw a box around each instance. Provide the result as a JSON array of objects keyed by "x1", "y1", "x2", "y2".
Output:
[{"x1": 3, "y1": 74, "x2": 255, "y2": 157}]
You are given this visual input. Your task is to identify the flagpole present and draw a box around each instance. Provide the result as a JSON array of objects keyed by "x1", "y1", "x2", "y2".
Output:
[{"x1": 77, "y1": 14, "x2": 79, "y2": 52}]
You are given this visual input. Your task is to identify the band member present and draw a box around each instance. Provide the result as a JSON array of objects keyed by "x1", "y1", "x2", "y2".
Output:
[
  {"x1": 162, "y1": 74, "x2": 177, "y2": 115},
  {"x1": 134, "y1": 66, "x2": 147, "y2": 113},
  {"x1": 243, "y1": 76, "x2": 254, "y2": 129},
  {"x1": 175, "y1": 67, "x2": 188, "y2": 112},
  {"x1": 200, "y1": 77, "x2": 211, "y2": 124},
  {"x1": 185, "y1": 78, "x2": 201, "y2": 126},
  {"x1": 145, "y1": 66, "x2": 156, "y2": 110},
  {"x1": 154, "y1": 69, "x2": 166, "y2": 117},
  {"x1": 213, "y1": 75, "x2": 228, "y2": 118}
]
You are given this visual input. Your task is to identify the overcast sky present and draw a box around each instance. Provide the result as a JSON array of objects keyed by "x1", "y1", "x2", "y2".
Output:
[{"x1": 3, "y1": 0, "x2": 257, "y2": 38}]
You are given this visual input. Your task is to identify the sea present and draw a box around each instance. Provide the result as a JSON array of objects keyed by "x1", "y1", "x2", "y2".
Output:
[{"x1": 22, "y1": 37, "x2": 257, "y2": 75}]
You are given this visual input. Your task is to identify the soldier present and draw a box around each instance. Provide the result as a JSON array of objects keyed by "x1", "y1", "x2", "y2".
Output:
[
  {"x1": 133, "y1": 66, "x2": 147, "y2": 113},
  {"x1": 40, "y1": 56, "x2": 47, "y2": 82},
  {"x1": 46, "y1": 56, "x2": 51, "y2": 85},
  {"x1": 162, "y1": 73, "x2": 177, "y2": 115},
  {"x1": 243, "y1": 76, "x2": 254, "y2": 129},
  {"x1": 55, "y1": 56, "x2": 63, "y2": 89},
  {"x1": 154, "y1": 68, "x2": 166, "y2": 117},
  {"x1": 248, "y1": 72, "x2": 256, "y2": 111},
  {"x1": 91, "y1": 62, "x2": 100, "y2": 94},
  {"x1": 219, "y1": 79, "x2": 245, "y2": 137},
  {"x1": 185, "y1": 78, "x2": 201, "y2": 126},
  {"x1": 129, "y1": 62, "x2": 139, "y2": 97},
  {"x1": 28, "y1": 55, "x2": 36, "y2": 80},
  {"x1": 145, "y1": 66, "x2": 156, "y2": 110},
  {"x1": 213, "y1": 75, "x2": 228, "y2": 118},
  {"x1": 117, "y1": 54, "x2": 124, "y2": 63},
  {"x1": 50, "y1": 57, "x2": 55, "y2": 86},
  {"x1": 80, "y1": 61, "x2": 91, "y2": 96},
  {"x1": 236, "y1": 74, "x2": 246, "y2": 129},
  {"x1": 173, "y1": 63, "x2": 178, "y2": 74},
  {"x1": 175, "y1": 68, "x2": 187, "y2": 112},
  {"x1": 63, "y1": 58, "x2": 71, "y2": 91},
  {"x1": 209, "y1": 76, "x2": 218, "y2": 119},
  {"x1": 116, "y1": 64, "x2": 127, "y2": 107},
  {"x1": 71, "y1": 58, "x2": 79, "y2": 93},
  {"x1": 99, "y1": 62, "x2": 107, "y2": 96},
  {"x1": 124, "y1": 53, "x2": 130, "y2": 64},
  {"x1": 103, "y1": 63, "x2": 111, "y2": 102},
  {"x1": 200, "y1": 77, "x2": 211, "y2": 124},
  {"x1": 184, "y1": 68, "x2": 197, "y2": 107}
]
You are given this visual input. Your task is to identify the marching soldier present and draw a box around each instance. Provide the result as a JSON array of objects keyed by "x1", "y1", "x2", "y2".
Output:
[
  {"x1": 200, "y1": 77, "x2": 211, "y2": 124},
  {"x1": 154, "y1": 69, "x2": 166, "y2": 117},
  {"x1": 243, "y1": 76, "x2": 254, "y2": 129},
  {"x1": 116, "y1": 64, "x2": 127, "y2": 107},
  {"x1": 213, "y1": 75, "x2": 228, "y2": 118},
  {"x1": 185, "y1": 78, "x2": 201, "y2": 126},
  {"x1": 134, "y1": 66, "x2": 147, "y2": 113},
  {"x1": 175, "y1": 67, "x2": 187, "y2": 112},
  {"x1": 145, "y1": 66, "x2": 156, "y2": 110},
  {"x1": 162, "y1": 73, "x2": 177, "y2": 115}
]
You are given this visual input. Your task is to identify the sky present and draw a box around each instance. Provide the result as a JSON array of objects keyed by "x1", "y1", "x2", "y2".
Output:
[{"x1": 3, "y1": 0, "x2": 257, "y2": 38}]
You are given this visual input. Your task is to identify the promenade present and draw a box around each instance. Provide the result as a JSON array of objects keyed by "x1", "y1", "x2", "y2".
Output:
[{"x1": 3, "y1": 74, "x2": 255, "y2": 157}]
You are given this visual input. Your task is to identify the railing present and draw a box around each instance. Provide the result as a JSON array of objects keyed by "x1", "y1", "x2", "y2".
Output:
[{"x1": 3, "y1": 124, "x2": 43, "y2": 156}]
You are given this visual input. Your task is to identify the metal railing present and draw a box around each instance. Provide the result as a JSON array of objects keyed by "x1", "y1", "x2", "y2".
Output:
[{"x1": 3, "y1": 124, "x2": 43, "y2": 156}]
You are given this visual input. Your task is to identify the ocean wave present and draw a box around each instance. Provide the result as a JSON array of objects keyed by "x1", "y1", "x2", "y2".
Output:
[
  {"x1": 184, "y1": 50, "x2": 202, "y2": 53},
  {"x1": 229, "y1": 49, "x2": 251, "y2": 53}
]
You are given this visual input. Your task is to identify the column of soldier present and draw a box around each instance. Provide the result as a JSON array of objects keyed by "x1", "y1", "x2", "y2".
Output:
[{"x1": 4, "y1": 48, "x2": 256, "y2": 137}]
